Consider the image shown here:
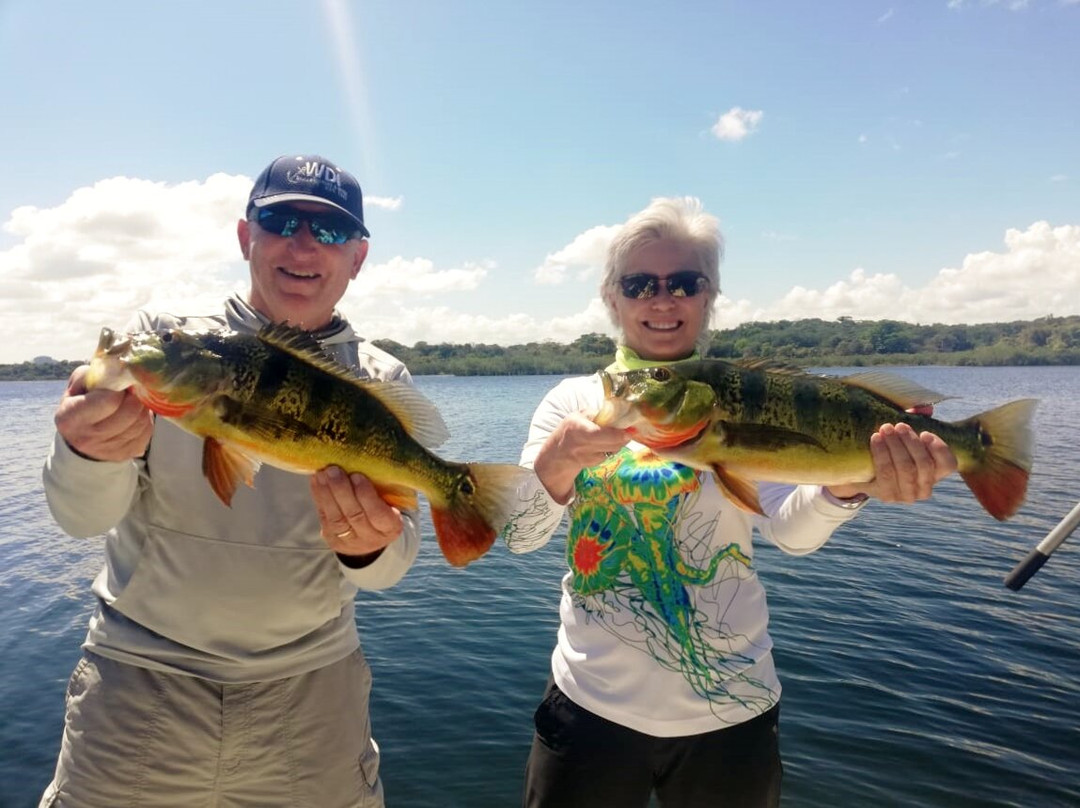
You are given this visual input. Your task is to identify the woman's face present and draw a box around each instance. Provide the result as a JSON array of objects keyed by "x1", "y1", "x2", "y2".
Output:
[{"x1": 611, "y1": 239, "x2": 710, "y2": 361}]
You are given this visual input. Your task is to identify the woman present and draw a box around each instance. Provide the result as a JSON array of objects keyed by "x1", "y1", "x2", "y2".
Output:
[{"x1": 504, "y1": 197, "x2": 956, "y2": 807}]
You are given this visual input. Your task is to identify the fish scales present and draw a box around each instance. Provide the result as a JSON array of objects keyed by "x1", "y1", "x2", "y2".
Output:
[
  {"x1": 215, "y1": 335, "x2": 435, "y2": 486},
  {"x1": 595, "y1": 359, "x2": 1037, "y2": 521},
  {"x1": 85, "y1": 324, "x2": 531, "y2": 566}
]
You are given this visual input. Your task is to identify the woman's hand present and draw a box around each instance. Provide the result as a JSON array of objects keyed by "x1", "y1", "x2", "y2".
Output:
[
  {"x1": 826, "y1": 422, "x2": 958, "y2": 504},
  {"x1": 533, "y1": 413, "x2": 629, "y2": 504}
]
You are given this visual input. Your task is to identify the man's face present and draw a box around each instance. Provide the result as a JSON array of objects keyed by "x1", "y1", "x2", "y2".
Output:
[{"x1": 238, "y1": 201, "x2": 368, "y2": 329}]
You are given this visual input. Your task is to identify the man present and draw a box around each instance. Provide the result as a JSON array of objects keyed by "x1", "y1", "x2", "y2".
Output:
[{"x1": 39, "y1": 155, "x2": 413, "y2": 807}]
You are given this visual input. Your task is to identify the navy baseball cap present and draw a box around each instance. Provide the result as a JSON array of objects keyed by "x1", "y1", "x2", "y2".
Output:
[{"x1": 247, "y1": 155, "x2": 370, "y2": 238}]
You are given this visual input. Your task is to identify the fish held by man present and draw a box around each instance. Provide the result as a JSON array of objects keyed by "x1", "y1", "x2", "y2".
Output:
[
  {"x1": 594, "y1": 359, "x2": 1037, "y2": 521},
  {"x1": 85, "y1": 324, "x2": 531, "y2": 567}
]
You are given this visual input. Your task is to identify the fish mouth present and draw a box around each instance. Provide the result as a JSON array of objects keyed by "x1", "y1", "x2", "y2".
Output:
[
  {"x1": 95, "y1": 327, "x2": 132, "y2": 358},
  {"x1": 599, "y1": 369, "x2": 617, "y2": 399},
  {"x1": 594, "y1": 370, "x2": 622, "y2": 426}
]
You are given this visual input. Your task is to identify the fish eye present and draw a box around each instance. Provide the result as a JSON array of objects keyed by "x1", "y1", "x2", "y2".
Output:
[
  {"x1": 652, "y1": 367, "x2": 672, "y2": 381},
  {"x1": 460, "y1": 477, "x2": 475, "y2": 497},
  {"x1": 161, "y1": 332, "x2": 174, "y2": 343}
]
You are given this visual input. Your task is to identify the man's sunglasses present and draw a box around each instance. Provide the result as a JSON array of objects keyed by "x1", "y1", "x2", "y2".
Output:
[
  {"x1": 255, "y1": 205, "x2": 363, "y2": 245},
  {"x1": 618, "y1": 271, "x2": 709, "y2": 300}
]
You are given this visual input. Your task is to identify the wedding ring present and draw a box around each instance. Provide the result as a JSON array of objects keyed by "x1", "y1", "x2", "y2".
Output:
[{"x1": 335, "y1": 528, "x2": 354, "y2": 538}]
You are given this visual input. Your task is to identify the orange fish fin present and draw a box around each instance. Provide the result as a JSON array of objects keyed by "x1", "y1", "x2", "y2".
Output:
[
  {"x1": 201, "y1": 437, "x2": 261, "y2": 507},
  {"x1": 841, "y1": 371, "x2": 953, "y2": 411},
  {"x1": 430, "y1": 463, "x2": 532, "y2": 567},
  {"x1": 955, "y1": 398, "x2": 1037, "y2": 520},
  {"x1": 711, "y1": 464, "x2": 765, "y2": 516},
  {"x1": 136, "y1": 389, "x2": 196, "y2": 418},
  {"x1": 372, "y1": 484, "x2": 419, "y2": 513},
  {"x1": 630, "y1": 418, "x2": 710, "y2": 450}
]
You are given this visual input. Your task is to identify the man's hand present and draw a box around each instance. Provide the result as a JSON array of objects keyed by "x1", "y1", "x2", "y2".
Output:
[
  {"x1": 54, "y1": 366, "x2": 154, "y2": 462},
  {"x1": 311, "y1": 467, "x2": 403, "y2": 562}
]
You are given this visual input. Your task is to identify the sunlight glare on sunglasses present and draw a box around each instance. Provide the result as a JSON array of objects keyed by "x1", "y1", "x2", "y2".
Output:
[
  {"x1": 255, "y1": 205, "x2": 361, "y2": 245},
  {"x1": 618, "y1": 271, "x2": 709, "y2": 300}
]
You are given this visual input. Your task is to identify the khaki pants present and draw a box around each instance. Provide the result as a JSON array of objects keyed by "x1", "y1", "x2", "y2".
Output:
[{"x1": 39, "y1": 649, "x2": 383, "y2": 808}]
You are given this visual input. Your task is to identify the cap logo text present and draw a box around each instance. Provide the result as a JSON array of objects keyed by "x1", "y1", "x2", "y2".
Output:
[{"x1": 285, "y1": 161, "x2": 349, "y2": 203}]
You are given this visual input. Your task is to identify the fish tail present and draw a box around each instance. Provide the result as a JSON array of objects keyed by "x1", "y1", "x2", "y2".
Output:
[
  {"x1": 955, "y1": 398, "x2": 1038, "y2": 521},
  {"x1": 430, "y1": 463, "x2": 531, "y2": 567}
]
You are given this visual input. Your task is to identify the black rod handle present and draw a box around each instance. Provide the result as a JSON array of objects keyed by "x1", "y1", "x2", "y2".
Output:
[
  {"x1": 1004, "y1": 500, "x2": 1080, "y2": 591},
  {"x1": 1003, "y1": 548, "x2": 1050, "y2": 591}
]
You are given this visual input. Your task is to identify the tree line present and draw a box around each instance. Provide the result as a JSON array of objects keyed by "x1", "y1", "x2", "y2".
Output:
[
  {"x1": 375, "y1": 314, "x2": 1080, "y2": 376},
  {"x1": 4, "y1": 315, "x2": 1079, "y2": 381}
]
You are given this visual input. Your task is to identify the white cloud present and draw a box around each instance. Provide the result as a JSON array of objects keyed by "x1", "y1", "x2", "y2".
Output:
[
  {"x1": 718, "y1": 221, "x2": 1080, "y2": 327},
  {"x1": 366, "y1": 195, "x2": 403, "y2": 210},
  {"x1": 877, "y1": 8, "x2": 895, "y2": 23},
  {"x1": 0, "y1": 174, "x2": 250, "y2": 363},
  {"x1": 1, "y1": 173, "x2": 1078, "y2": 363},
  {"x1": 351, "y1": 255, "x2": 489, "y2": 297},
  {"x1": 336, "y1": 296, "x2": 614, "y2": 348},
  {"x1": 711, "y1": 107, "x2": 764, "y2": 142},
  {"x1": 533, "y1": 224, "x2": 621, "y2": 285}
]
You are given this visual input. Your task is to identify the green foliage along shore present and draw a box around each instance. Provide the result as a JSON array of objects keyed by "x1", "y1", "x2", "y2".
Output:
[
  {"x1": 375, "y1": 315, "x2": 1080, "y2": 376},
  {"x1": 4, "y1": 316, "x2": 1080, "y2": 381}
]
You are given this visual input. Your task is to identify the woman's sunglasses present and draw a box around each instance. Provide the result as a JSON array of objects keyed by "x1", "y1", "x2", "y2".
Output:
[
  {"x1": 255, "y1": 205, "x2": 363, "y2": 245},
  {"x1": 618, "y1": 271, "x2": 709, "y2": 300}
]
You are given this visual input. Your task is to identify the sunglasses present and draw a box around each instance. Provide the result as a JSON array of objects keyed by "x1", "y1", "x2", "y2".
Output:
[
  {"x1": 255, "y1": 205, "x2": 363, "y2": 245},
  {"x1": 618, "y1": 271, "x2": 709, "y2": 300}
]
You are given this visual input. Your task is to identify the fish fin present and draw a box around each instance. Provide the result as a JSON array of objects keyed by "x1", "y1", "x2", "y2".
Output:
[
  {"x1": 136, "y1": 388, "x2": 197, "y2": 418},
  {"x1": 841, "y1": 371, "x2": 953, "y2": 410},
  {"x1": 629, "y1": 418, "x2": 711, "y2": 450},
  {"x1": 255, "y1": 323, "x2": 450, "y2": 449},
  {"x1": 202, "y1": 437, "x2": 261, "y2": 506},
  {"x1": 356, "y1": 381, "x2": 450, "y2": 450},
  {"x1": 430, "y1": 463, "x2": 533, "y2": 567},
  {"x1": 373, "y1": 484, "x2": 419, "y2": 513},
  {"x1": 955, "y1": 398, "x2": 1038, "y2": 520},
  {"x1": 257, "y1": 323, "x2": 359, "y2": 377},
  {"x1": 711, "y1": 465, "x2": 765, "y2": 515},
  {"x1": 732, "y1": 358, "x2": 810, "y2": 375}
]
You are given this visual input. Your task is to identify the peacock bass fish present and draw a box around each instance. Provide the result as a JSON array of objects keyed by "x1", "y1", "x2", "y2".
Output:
[
  {"x1": 85, "y1": 324, "x2": 531, "y2": 567},
  {"x1": 594, "y1": 359, "x2": 1037, "y2": 521}
]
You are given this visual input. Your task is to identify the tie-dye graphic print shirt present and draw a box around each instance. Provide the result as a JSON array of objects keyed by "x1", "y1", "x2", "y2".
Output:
[{"x1": 504, "y1": 373, "x2": 864, "y2": 737}]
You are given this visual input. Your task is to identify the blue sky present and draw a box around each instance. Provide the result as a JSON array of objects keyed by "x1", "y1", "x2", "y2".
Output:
[{"x1": 0, "y1": 0, "x2": 1077, "y2": 363}]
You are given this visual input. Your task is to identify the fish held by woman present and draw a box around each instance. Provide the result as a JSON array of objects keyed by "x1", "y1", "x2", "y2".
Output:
[
  {"x1": 594, "y1": 359, "x2": 1037, "y2": 521},
  {"x1": 85, "y1": 324, "x2": 531, "y2": 567}
]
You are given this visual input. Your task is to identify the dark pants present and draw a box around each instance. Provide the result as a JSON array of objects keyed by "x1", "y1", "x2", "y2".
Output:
[{"x1": 522, "y1": 680, "x2": 782, "y2": 808}]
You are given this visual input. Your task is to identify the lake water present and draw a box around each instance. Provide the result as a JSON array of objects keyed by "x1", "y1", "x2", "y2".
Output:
[{"x1": 1, "y1": 368, "x2": 1078, "y2": 808}]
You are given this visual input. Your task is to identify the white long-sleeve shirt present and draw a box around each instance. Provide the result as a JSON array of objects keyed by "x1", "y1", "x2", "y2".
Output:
[
  {"x1": 43, "y1": 296, "x2": 421, "y2": 683},
  {"x1": 503, "y1": 373, "x2": 865, "y2": 736}
]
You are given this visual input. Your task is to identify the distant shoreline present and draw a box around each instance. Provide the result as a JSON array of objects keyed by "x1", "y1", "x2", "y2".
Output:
[{"x1": 7, "y1": 315, "x2": 1079, "y2": 380}]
